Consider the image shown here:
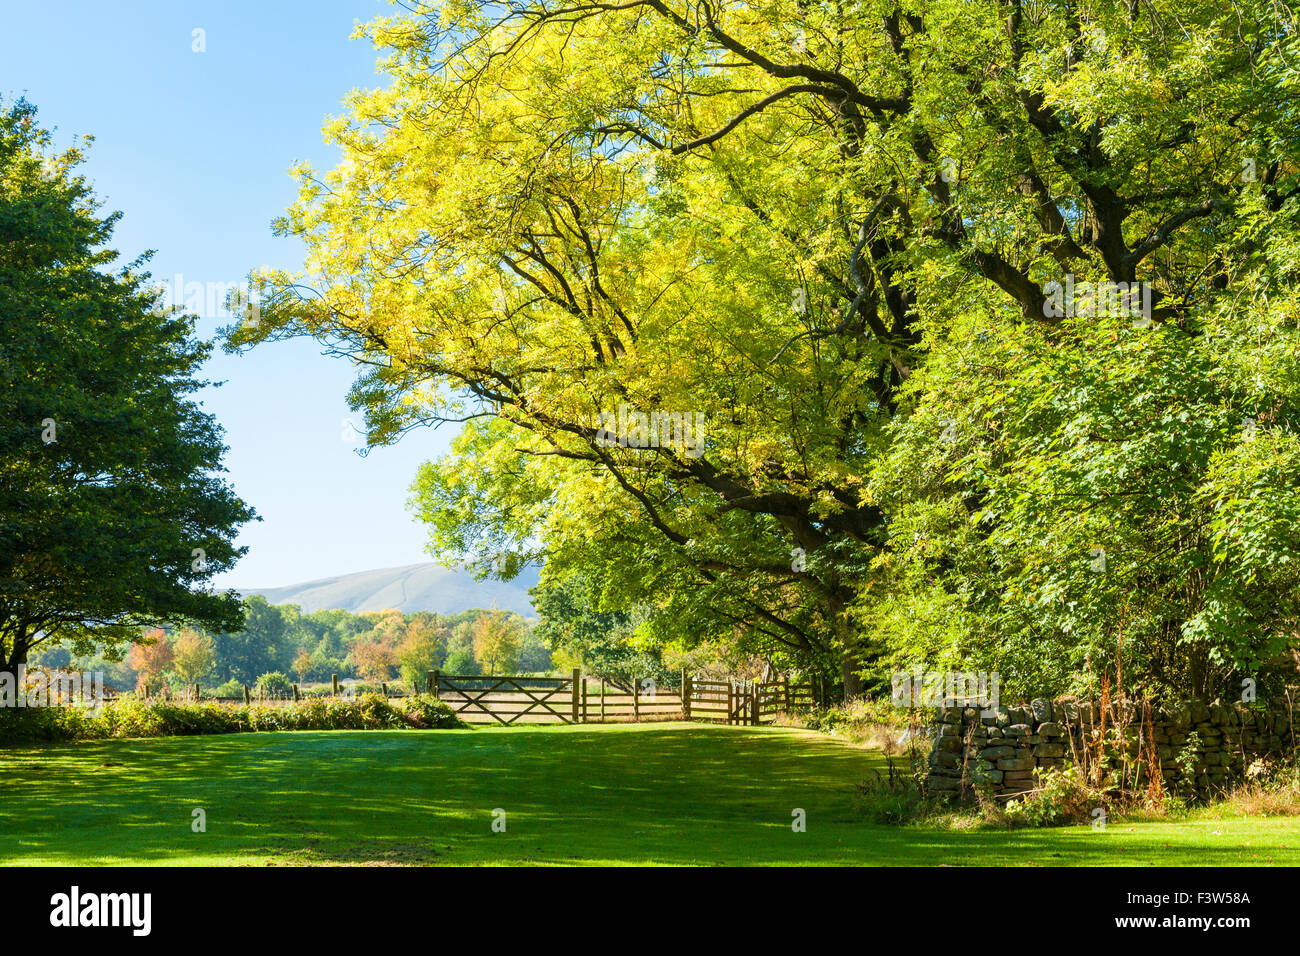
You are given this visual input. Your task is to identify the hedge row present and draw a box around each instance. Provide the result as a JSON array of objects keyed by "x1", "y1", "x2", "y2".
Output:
[{"x1": 0, "y1": 693, "x2": 464, "y2": 744}]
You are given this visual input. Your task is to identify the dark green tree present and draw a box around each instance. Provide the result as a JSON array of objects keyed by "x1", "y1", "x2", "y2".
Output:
[
  {"x1": 209, "y1": 596, "x2": 294, "y2": 683},
  {"x1": 0, "y1": 99, "x2": 255, "y2": 675}
]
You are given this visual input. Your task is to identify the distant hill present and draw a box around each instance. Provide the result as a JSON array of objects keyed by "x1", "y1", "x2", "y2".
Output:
[{"x1": 238, "y1": 562, "x2": 539, "y2": 616}]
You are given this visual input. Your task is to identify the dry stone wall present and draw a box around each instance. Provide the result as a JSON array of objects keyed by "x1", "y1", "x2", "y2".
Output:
[{"x1": 925, "y1": 697, "x2": 1299, "y2": 798}]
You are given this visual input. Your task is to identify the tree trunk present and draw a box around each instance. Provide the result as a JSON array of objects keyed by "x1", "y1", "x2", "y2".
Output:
[
  {"x1": 2, "y1": 632, "x2": 28, "y2": 710},
  {"x1": 840, "y1": 650, "x2": 864, "y2": 701},
  {"x1": 825, "y1": 586, "x2": 865, "y2": 701},
  {"x1": 1, "y1": 630, "x2": 28, "y2": 678}
]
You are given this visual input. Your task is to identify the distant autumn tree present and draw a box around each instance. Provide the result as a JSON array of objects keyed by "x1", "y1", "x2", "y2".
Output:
[
  {"x1": 364, "y1": 609, "x2": 407, "y2": 643},
  {"x1": 171, "y1": 629, "x2": 215, "y2": 685},
  {"x1": 291, "y1": 648, "x2": 315, "y2": 682},
  {"x1": 129, "y1": 629, "x2": 174, "y2": 695},
  {"x1": 396, "y1": 617, "x2": 446, "y2": 686},
  {"x1": 351, "y1": 638, "x2": 396, "y2": 682},
  {"x1": 472, "y1": 609, "x2": 522, "y2": 676}
]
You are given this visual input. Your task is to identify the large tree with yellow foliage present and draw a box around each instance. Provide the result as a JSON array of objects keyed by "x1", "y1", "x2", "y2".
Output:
[{"x1": 233, "y1": 1, "x2": 1300, "y2": 700}]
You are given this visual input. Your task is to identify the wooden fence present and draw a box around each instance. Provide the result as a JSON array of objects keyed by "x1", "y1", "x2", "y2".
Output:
[
  {"x1": 685, "y1": 675, "x2": 817, "y2": 725},
  {"x1": 46, "y1": 670, "x2": 819, "y2": 727},
  {"x1": 578, "y1": 676, "x2": 685, "y2": 723},
  {"x1": 431, "y1": 669, "x2": 817, "y2": 726},
  {"x1": 429, "y1": 670, "x2": 685, "y2": 725}
]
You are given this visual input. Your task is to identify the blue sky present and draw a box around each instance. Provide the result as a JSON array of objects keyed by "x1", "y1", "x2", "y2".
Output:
[{"x1": 2, "y1": 0, "x2": 457, "y2": 588}]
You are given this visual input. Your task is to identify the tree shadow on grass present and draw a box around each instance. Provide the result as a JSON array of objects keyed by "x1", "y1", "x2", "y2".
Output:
[{"x1": 1, "y1": 726, "x2": 1294, "y2": 866}]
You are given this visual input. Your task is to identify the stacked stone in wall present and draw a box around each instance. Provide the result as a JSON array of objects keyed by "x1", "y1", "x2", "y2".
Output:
[{"x1": 923, "y1": 696, "x2": 1299, "y2": 798}]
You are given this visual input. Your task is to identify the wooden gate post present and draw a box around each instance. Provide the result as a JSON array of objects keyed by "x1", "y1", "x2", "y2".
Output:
[
  {"x1": 292, "y1": 684, "x2": 300, "y2": 702},
  {"x1": 751, "y1": 682, "x2": 760, "y2": 726},
  {"x1": 633, "y1": 677, "x2": 640, "y2": 721},
  {"x1": 243, "y1": 684, "x2": 251, "y2": 706},
  {"x1": 432, "y1": 669, "x2": 441, "y2": 700},
  {"x1": 426, "y1": 670, "x2": 434, "y2": 694},
  {"x1": 600, "y1": 679, "x2": 606, "y2": 722},
  {"x1": 571, "y1": 668, "x2": 581, "y2": 723},
  {"x1": 727, "y1": 680, "x2": 735, "y2": 725},
  {"x1": 682, "y1": 669, "x2": 692, "y2": 720}
]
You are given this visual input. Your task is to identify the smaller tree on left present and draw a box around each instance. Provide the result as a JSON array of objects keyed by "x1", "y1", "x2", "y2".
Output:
[{"x1": 0, "y1": 99, "x2": 255, "y2": 678}]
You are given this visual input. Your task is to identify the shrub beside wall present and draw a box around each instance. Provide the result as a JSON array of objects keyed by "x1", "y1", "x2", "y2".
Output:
[
  {"x1": 0, "y1": 693, "x2": 464, "y2": 745},
  {"x1": 924, "y1": 697, "x2": 1300, "y2": 799}
]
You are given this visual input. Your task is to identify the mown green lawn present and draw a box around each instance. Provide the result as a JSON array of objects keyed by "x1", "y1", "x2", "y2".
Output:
[{"x1": 2, "y1": 722, "x2": 1296, "y2": 866}]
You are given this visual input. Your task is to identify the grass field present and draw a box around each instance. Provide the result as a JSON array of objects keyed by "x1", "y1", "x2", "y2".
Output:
[{"x1": 2, "y1": 722, "x2": 1297, "y2": 866}]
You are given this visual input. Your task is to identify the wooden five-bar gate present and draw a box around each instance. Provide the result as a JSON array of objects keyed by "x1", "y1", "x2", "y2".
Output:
[{"x1": 429, "y1": 669, "x2": 818, "y2": 726}]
